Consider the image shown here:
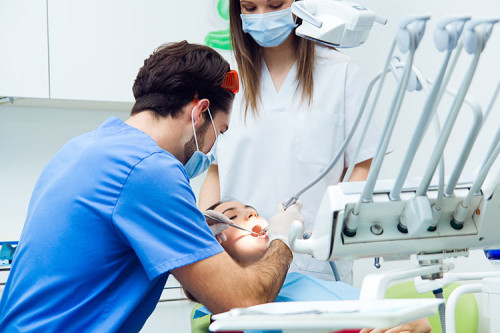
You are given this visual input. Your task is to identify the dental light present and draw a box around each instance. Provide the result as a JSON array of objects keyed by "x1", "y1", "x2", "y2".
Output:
[{"x1": 291, "y1": 0, "x2": 387, "y2": 48}]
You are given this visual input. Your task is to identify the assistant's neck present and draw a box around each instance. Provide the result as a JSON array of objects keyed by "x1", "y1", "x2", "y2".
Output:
[{"x1": 261, "y1": 35, "x2": 297, "y2": 92}]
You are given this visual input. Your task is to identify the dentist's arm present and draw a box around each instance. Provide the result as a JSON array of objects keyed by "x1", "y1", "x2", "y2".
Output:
[
  {"x1": 172, "y1": 202, "x2": 304, "y2": 314},
  {"x1": 172, "y1": 240, "x2": 291, "y2": 313},
  {"x1": 199, "y1": 164, "x2": 221, "y2": 210}
]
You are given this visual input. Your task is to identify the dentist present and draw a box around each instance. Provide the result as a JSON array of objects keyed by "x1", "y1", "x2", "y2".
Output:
[{"x1": 0, "y1": 41, "x2": 303, "y2": 332}]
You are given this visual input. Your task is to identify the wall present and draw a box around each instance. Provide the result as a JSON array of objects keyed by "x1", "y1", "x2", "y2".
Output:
[{"x1": 0, "y1": 100, "x2": 131, "y2": 240}]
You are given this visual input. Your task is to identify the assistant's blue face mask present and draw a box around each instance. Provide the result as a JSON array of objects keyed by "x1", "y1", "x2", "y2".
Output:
[
  {"x1": 184, "y1": 108, "x2": 218, "y2": 179},
  {"x1": 241, "y1": 7, "x2": 296, "y2": 48}
]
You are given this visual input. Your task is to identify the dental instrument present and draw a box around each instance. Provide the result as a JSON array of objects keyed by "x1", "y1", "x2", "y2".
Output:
[
  {"x1": 202, "y1": 211, "x2": 261, "y2": 237},
  {"x1": 391, "y1": 60, "x2": 490, "y2": 227},
  {"x1": 344, "y1": 14, "x2": 430, "y2": 237},
  {"x1": 417, "y1": 18, "x2": 499, "y2": 198},
  {"x1": 397, "y1": 18, "x2": 496, "y2": 235},
  {"x1": 390, "y1": 16, "x2": 470, "y2": 202}
]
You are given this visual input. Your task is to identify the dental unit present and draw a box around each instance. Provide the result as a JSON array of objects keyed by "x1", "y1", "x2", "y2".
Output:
[{"x1": 212, "y1": 1, "x2": 500, "y2": 332}]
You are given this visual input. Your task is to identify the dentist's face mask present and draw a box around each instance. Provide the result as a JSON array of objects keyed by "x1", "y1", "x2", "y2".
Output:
[
  {"x1": 184, "y1": 108, "x2": 218, "y2": 179},
  {"x1": 240, "y1": 7, "x2": 296, "y2": 48}
]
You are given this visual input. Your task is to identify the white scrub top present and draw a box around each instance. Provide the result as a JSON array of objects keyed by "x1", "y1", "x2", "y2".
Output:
[{"x1": 216, "y1": 45, "x2": 381, "y2": 283}]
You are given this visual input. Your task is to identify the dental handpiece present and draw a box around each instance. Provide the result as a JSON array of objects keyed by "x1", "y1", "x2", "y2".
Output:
[
  {"x1": 226, "y1": 223, "x2": 261, "y2": 236},
  {"x1": 202, "y1": 212, "x2": 261, "y2": 237}
]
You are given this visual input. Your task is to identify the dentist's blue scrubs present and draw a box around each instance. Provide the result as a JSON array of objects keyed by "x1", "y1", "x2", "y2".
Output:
[
  {"x1": 0, "y1": 117, "x2": 223, "y2": 332},
  {"x1": 194, "y1": 272, "x2": 360, "y2": 333}
]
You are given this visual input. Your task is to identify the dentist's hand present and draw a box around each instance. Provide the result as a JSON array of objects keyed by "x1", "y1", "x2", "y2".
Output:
[
  {"x1": 203, "y1": 210, "x2": 230, "y2": 242},
  {"x1": 267, "y1": 201, "x2": 304, "y2": 248}
]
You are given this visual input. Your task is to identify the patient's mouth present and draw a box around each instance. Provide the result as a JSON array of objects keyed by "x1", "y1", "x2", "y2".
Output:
[{"x1": 251, "y1": 225, "x2": 268, "y2": 238}]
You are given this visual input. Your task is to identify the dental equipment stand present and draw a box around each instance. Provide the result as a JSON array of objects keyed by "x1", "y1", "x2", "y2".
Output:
[
  {"x1": 287, "y1": 16, "x2": 500, "y2": 333},
  {"x1": 211, "y1": 5, "x2": 500, "y2": 332}
]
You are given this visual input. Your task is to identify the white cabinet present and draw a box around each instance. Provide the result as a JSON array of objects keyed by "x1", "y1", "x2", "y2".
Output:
[
  {"x1": 0, "y1": 0, "x2": 49, "y2": 98},
  {"x1": 47, "y1": 0, "x2": 227, "y2": 102},
  {"x1": 0, "y1": 0, "x2": 231, "y2": 102}
]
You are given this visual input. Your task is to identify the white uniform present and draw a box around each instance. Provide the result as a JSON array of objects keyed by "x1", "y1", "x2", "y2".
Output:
[{"x1": 216, "y1": 45, "x2": 381, "y2": 283}]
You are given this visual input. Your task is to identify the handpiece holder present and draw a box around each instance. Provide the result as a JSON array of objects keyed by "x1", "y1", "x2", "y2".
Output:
[
  {"x1": 345, "y1": 14, "x2": 430, "y2": 237},
  {"x1": 396, "y1": 14, "x2": 430, "y2": 53},
  {"x1": 434, "y1": 15, "x2": 471, "y2": 51},
  {"x1": 463, "y1": 18, "x2": 500, "y2": 54}
]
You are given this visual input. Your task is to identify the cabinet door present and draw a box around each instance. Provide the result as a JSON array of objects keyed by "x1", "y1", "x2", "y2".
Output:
[
  {"x1": 48, "y1": 0, "x2": 228, "y2": 102},
  {"x1": 0, "y1": 0, "x2": 49, "y2": 98}
]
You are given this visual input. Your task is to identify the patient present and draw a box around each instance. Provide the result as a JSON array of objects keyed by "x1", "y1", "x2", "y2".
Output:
[{"x1": 189, "y1": 200, "x2": 431, "y2": 333}]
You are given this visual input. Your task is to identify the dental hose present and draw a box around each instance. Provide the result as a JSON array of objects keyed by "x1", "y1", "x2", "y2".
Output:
[
  {"x1": 328, "y1": 261, "x2": 341, "y2": 282},
  {"x1": 433, "y1": 288, "x2": 446, "y2": 333},
  {"x1": 282, "y1": 50, "x2": 395, "y2": 211}
]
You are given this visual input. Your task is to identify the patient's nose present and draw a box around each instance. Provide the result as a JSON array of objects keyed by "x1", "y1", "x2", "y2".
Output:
[{"x1": 245, "y1": 210, "x2": 258, "y2": 220}]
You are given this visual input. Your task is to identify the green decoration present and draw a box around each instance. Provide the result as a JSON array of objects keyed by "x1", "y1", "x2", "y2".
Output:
[{"x1": 205, "y1": 0, "x2": 231, "y2": 50}]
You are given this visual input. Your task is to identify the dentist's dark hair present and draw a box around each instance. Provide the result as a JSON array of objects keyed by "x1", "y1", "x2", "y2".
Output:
[{"x1": 131, "y1": 41, "x2": 234, "y2": 119}]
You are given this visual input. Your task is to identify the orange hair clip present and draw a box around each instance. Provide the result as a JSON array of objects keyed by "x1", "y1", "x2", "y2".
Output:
[{"x1": 221, "y1": 70, "x2": 239, "y2": 94}]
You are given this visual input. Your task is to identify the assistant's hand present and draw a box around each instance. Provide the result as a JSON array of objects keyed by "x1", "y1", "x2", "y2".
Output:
[
  {"x1": 203, "y1": 210, "x2": 230, "y2": 242},
  {"x1": 359, "y1": 317, "x2": 431, "y2": 333},
  {"x1": 267, "y1": 201, "x2": 304, "y2": 248}
]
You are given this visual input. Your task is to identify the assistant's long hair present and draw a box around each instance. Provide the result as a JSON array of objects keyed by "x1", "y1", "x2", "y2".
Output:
[{"x1": 229, "y1": 0, "x2": 316, "y2": 119}]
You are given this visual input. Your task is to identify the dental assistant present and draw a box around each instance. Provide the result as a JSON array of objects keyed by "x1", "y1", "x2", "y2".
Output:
[
  {"x1": 200, "y1": 0, "x2": 382, "y2": 283},
  {"x1": 0, "y1": 41, "x2": 304, "y2": 332}
]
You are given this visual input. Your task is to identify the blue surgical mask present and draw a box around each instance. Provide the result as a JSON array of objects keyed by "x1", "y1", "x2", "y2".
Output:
[
  {"x1": 184, "y1": 108, "x2": 218, "y2": 179},
  {"x1": 241, "y1": 7, "x2": 296, "y2": 48}
]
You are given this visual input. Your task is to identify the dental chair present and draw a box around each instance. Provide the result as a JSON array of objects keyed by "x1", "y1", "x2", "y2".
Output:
[
  {"x1": 190, "y1": 303, "x2": 367, "y2": 333},
  {"x1": 385, "y1": 281, "x2": 478, "y2": 333}
]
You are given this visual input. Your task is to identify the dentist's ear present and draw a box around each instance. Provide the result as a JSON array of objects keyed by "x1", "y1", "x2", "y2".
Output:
[{"x1": 191, "y1": 99, "x2": 210, "y2": 127}]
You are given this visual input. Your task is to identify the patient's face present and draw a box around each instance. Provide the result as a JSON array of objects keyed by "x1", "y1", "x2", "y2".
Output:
[{"x1": 213, "y1": 201, "x2": 269, "y2": 266}]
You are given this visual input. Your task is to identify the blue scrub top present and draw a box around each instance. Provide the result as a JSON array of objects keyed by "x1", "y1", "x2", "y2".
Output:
[
  {"x1": 0, "y1": 117, "x2": 223, "y2": 332},
  {"x1": 194, "y1": 272, "x2": 360, "y2": 333}
]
